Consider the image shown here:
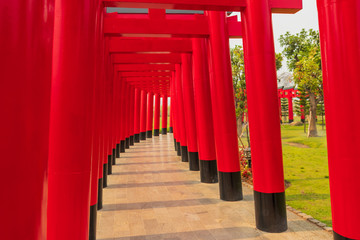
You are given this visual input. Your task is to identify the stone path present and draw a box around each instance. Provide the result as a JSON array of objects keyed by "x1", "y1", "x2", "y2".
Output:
[{"x1": 97, "y1": 134, "x2": 332, "y2": 240}]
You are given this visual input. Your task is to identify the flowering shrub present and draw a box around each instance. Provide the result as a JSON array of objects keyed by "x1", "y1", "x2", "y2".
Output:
[{"x1": 239, "y1": 148, "x2": 252, "y2": 182}]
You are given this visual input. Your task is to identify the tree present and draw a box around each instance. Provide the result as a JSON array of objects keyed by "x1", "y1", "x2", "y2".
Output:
[
  {"x1": 281, "y1": 98, "x2": 289, "y2": 123},
  {"x1": 231, "y1": 45, "x2": 283, "y2": 144},
  {"x1": 280, "y1": 29, "x2": 323, "y2": 137}
]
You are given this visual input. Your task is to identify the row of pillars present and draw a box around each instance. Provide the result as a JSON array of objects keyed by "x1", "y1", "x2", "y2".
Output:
[{"x1": 1, "y1": 0, "x2": 360, "y2": 240}]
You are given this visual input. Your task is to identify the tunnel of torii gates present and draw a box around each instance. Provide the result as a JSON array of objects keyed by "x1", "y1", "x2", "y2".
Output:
[{"x1": 1, "y1": 0, "x2": 359, "y2": 240}]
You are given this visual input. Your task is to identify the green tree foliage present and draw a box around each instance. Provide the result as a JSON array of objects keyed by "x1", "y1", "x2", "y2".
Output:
[
  {"x1": 281, "y1": 98, "x2": 289, "y2": 123},
  {"x1": 280, "y1": 29, "x2": 323, "y2": 137}
]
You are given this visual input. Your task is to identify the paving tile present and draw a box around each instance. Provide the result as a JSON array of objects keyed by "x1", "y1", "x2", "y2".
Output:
[{"x1": 97, "y1": 134, "x2": 332, "y2": 240}]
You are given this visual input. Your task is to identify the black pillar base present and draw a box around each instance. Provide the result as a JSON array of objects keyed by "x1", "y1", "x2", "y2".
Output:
[
  {"x1": 174, "y1": 139, "x2": 177, "y2": 151},
  {"x1": 162, "y1": 128, "x2": 167, "y2": 135},
  {"x1": 334, "y1": 231, "x2": 354, "y2": 240},
  {"x1": 154, "y1": 129, "x2": 160, "y2": 136},
  {"x1": 180, "y1": 146, "x2": 189, "y2": 162},
  {"x1": 199, "y1": 160, "x2": 218, "y2": 183},
  {"x1": 169, "y1": 127, "x2": 173, "y2": 133},
  {"x1": 97, "y1": 178, "x2": 103, "y2": 210},
  {"x1": 125, "y1": 137, "x2": 130, "y2": 149},
  {"x1": 112, "y1": 149, "x2": 116, "y2": 165},
  {"x1": 188, "y1": 152, "x2": 200, "y2": 171},
  {"x1": 130, "y1": 135, "x2": 134, "y2": 145},
  {"x1": 89, "y1": 204, "x2": 97, "y2": 240},
  {"x1": 176, "y1": 142, "x2": 181, "y2": 156},
  {"x1": 116, "y1": 144, "x2": 120, "y2": 158},
  {"x1": 289, "y1": 119, "x2": 294, "y2": 123},
  {"x1": 218, "y1": 171, "x2": 243, "y2": 201},
  {"x1": 103, "y1": 163, "x2": 108, "y2": 188},
  {"x1": 254, "y1": 190, "x2": 287, "y2": 233},
  {"x1": 301, "y1": 119, "x2": 305, "y2": 123},
  {"x1": 146, "y1": 130, "x2": 152, "y2": 138},
  {"x1": 140, "y1": 132, "x2": 146, "y2": 140},
  {"x1": 107, "y1": 155, "x2": 112, "y2": 175},
  {"x1": 134, "y1": 134, "x2": 140, "y2": 143},
  {"x1": 120, "y1": 140, "x2": 126, "y2": 153}
]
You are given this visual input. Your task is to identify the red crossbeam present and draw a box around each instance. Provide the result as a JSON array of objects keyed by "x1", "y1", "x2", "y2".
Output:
[
  {"x1": 116, "y1": 63, "x2": 175, "y2": 71},
  {"x1": 104, "y1": 12, "x2": 242, "y2": 38},
  {"x1": 113, "y1": 54, "x2": 181, "y2": 64},
  {"x1": 110, "y1": 38, "x2": 192, "y2": 53},
  {"x1": 119, "y1": 72, "x2": 173, "y2": 77},
  {"x1": 103, "y1": 0, "x2": 302, "y2": 13}
]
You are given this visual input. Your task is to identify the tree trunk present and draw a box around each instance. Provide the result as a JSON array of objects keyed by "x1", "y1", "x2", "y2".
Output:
[
  {"x1": 307, "y1": 92, "x2": 318, "y2": 137},
  {"x1": 237, "y1": 115, "x2": 243, "y2": 138}
]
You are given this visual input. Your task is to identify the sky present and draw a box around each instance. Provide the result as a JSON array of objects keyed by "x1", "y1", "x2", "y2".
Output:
[{"x1": 229, "y1": 0, "x2": 319, "y2": 73}]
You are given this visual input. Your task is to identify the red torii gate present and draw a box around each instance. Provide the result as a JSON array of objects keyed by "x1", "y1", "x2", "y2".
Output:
[{"x1": 2, "y1": 0, "x2": 360, "y2": 240}]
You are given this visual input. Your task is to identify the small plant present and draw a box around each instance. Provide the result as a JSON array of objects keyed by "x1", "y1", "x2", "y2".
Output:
[{"x1": 239, "y1": 148, "x2": 252, "y2": 181}]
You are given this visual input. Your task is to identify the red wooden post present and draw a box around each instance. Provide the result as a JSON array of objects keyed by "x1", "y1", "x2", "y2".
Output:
[
  {"x1": 1, "y1": 1, "x2": 54, "y2": 239},
  {"x1": 169, "y1": 96, "x2": 174, "y2": 133},
  {"x1": 317, "y1": 0, "x2": 360, "y2": 239},
  {"x1": 192, "y1": 38, "x2": 218, "y2": 183},
  {"x1": 242, "y1": 0, "x2": 287, "y2": 232},
  {"x1": 129, "y1": 86, "x2": 136, "y2": 145},
  {"x1": 171, "y1": 72, "x2": 181, "y2": 154},
  {"x1": 162, "y1": 95, "x2": 168, "y2": 134},
  {"x1": 154, "y1": 94, "x2": 161, "y2": 136},
  {"x1": 47, "y1": 0, "x2": 97, "y2": 239},
  {"x1": 146, "y1": 92, "x2": 154, "y2": 138},
  {"x1": 207, "y1": 11, "x2": 243, "y2": 201},
  {"x1": 120, "y1": 80, "x2": 127, "y2": 151},
  {"x1": 288, "y1": 96, "x2": 294, "y2": 123},
  {"x1": 181, "y1": 53, "x2": 200, "y2": 170},
  {"x1": 125, "y1": 83, "x2": 131, "y2": 148},
  {"x1": 114, "y1": 73, "x2": 122, "y2": 158},
  {"x1": 134, "y1": 88, "x2": 141, "y2": 142},
  {"x1": 140, "y1": 90, "x2": 148, "y2": 140},
  {"x1": 175, "y1": 64, "x2": 189, "y2": 162},
  {"x1": 89, "y1": 7, "x2": 105, "y2": 237}
]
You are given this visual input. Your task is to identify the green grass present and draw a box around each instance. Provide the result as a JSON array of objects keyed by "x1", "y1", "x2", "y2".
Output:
[{"x1": 280, "y1": 125, "x2": 332, "y2": 226}]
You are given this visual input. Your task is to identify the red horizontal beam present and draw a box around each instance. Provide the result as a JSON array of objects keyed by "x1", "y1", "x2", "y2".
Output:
[
  {"x1": 104, "y1": 13, "x2": 242, "y2": 38},
  {"x1": 119, "y1": 71, "x2": 172, "y2": 77},
  {"x1": 112, "y1": 54, "x2": 181, "y2": 64},
  {"x1": 124, "y1": 77, "x2": 171, "y2": 81},
  {"x1": 116, "y1": 64, "x2": 175, "y2": 71},
  {"x1": 110, "y1": 38, "x2": 192, "y2": 53},
  {"x1": 104, "y1": 14, "x2": 209, "y2": 37},
  {"x1": 103, "y1": 0, "x2": 302, "y2": 13}
]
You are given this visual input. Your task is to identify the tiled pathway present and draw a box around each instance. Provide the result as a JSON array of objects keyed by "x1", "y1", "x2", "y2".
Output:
[{"x1": 97, "y1": 134, "x2": 332, "y2": 240}]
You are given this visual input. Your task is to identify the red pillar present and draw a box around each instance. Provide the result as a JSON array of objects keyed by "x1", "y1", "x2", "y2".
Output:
[
  {"x1": 175, "y1": 64, "x2": 189, "y2": 162},
  {"x1": 125, "y1": 83, "x2": 131, "y2": 149},
  {"x1": 241, "y1": 0, "x2": 287, "y2": 232},
  {"x1": 47, "y1": 0, "x2": 97, "y2": 239},
  {"x1": 120, "y1": 79, "x2": 127, "y2": 152},
  {"x1": 140, "y1": 90, "x2": 148, "y2": 140},
  {"x1": 300, "y1": 106, "x2": 305, "y2": 123},
  {"x1": 162, "y1": 95, "x2": 168, "y2": 134},
  {"x1": 171, "y1": 72, "x2": 181, "y2": 155},
  {"x1": 129, "y1": 86, "x2": 136, "y2": 145},
  {"x1": 192, "y1": 38, "x2": 218, "y2": 183},
  {"x1": 134, "y1": 88, "x2": 141, "y2": 142},
  {"x1": 207, "y1": 11, "x2": 243, "y2": 201},
  {"x1": 317, "y1": 1, "x2": 360, "y2": 239},
  {"x1": 169, "y1": 96, "x2": 174, "y2": 133},
  {"x1": 114, "y1": 74, "x2": 122, "y2": 158},
  {"x1": 154, "y1": 94, "x2": 161, "y2": 136},
  {"x1": 181, "y1": 53, "x2": 200, "y2": 170},
  {"x1": 288, "y1": 97, "x2": 294, "y2": 123},
  {"x1": 1, "y1": 1, "x2": 54, "y2": 239},
  {"x1": 89, "y1": 6, "x2": 105, "y2": 238},
  {"x1": 146, "y1": 92, "x2": 154, "y2": 138}
]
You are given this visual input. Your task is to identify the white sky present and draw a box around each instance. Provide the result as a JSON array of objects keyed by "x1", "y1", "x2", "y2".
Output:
[{"x1": 229, "y1": 0, "x2": 319, "y2": 73}]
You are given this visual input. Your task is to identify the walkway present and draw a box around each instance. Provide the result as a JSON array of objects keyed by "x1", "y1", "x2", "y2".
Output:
[{"x1": 97, "y1": 134, "x2": 332, "y2": 240}]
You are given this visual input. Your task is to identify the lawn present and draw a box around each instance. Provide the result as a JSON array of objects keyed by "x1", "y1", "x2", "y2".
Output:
[{"x1": 280, "y1": 124, "x2": 331, "y2": 226}]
